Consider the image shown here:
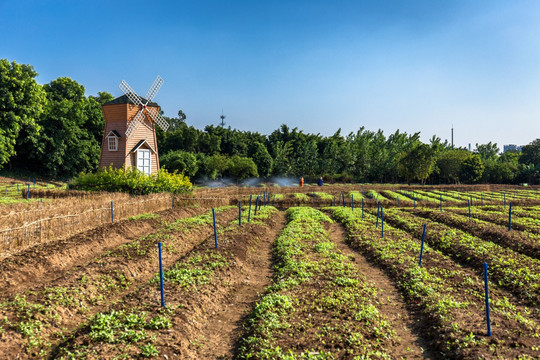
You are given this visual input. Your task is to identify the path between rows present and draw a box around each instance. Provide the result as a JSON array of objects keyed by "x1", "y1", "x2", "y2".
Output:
[
  {"x1": 188, "y1": 211, "x2": 287, "y2": 359},
  {"x1": 326, "y1": 221, "x2": 436, "y2": 359}
]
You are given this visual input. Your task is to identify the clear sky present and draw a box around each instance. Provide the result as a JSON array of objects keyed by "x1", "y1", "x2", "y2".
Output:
[{"x1": 2, "y1": 0, "x2": 540, "y2": 149}]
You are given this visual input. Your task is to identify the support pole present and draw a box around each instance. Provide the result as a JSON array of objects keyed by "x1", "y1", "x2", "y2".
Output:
[
  {"x1": 212, "y1": 208, "x2": 218, "y2": 249},
  {"x1": 158, "y1": 242, "x2": 165, "y2": 307}
]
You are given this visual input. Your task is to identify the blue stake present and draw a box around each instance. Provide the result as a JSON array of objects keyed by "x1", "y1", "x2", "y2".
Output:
[
  {"x1": 342, "y1": 193, "x2": 346, "y2": 207},
  {"x1": 238, "y1": 201, "x2": 242, "y2": 227},
  {"x1": 254, "y1": 196, "x2": 259, "y2": 216},
  {"x1": 381, "y1": 207, "x2": 384, "y2": 238},
  {"x1": 484, "y1": 262, "x2": 492, "y2": 336},
  {"x1": 158, "y1": 242, "x2": 165, "y2": 307},
  {"x1": 272, "y1": 195, "x2": 275, "y2": 207},
  {"x1": 258, "y1": 196, "x2": 261, "y2": 211},
  {"x1": 17, "y1": 184, "x2": 19, "y2": 191},
  {"x1": 248, "y1": 195, "x2": 252, "y2": 222},
  {"x1": 27, "y1": 184, "x2": 30, "y2": 199},
  {"x1": 333, "y1": 196, "x2": 335, "y2": 206},
  {"x1": 414, "y1": 197, "x2": 416, "y2": 209},
  {"x1": 440, "y1": 194, "x2": 442, "y2": 212},
  {"x1": 481, "y1": 193, "x2": 483, "y2": 206},
  {"x1": 508, "y1": 202, "x2": 512, "y2": 231},
  {"x1": 397, "y1": 196, "x2": 400, "y2": 207},
  {"x1": 361, "y1": 198, "x2": 364, "y2": 219},
  {"x1": 351, "y1": 195, "x2": 354, "y2": 210},
  {"x1": 212, "y1": 208, "x2": 218, "y2": 248},
  {"x1": 111, "y1": 201, "x2": 114, "y2": 223},
  {"x1": 418, "y1": 224, "x2": 427, "y2": 267},
  {"x1": 468, "y1": 200, "x2": 471, "y2": 220},
  {"x1": 504, "y1": 192, "x2": 506, "y2": 209}
]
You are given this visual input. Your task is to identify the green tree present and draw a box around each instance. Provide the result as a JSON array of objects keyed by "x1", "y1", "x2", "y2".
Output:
[
  {"x1": 460, "y1": 154, "x2": 484, "y2": 183},
  {"x1": 271, "y1": 141, "x2": 292, "y2": 175},
  {"x1": 251, "y1": 142, "x2": 272, "y2": 177},
  {"x1": 519, "y1": 139, "x2": 540, "y2": 167},
  {"x1": 160, "y1": 150, "x2": 198, "y2": 177},
  {"x1": 474, "y1": 142, "x2": 499, "y2": 162},
  {"x1": 35, "y1": 77, "x2": 101, "y2": 177},
  {"x1": 397, "y1": 143, "x2": 435, "y2": 184},
  {"x1": 225, "y1": 155, "x2": 258, "y2": 180},
  {"x1": 436, "y1": 149, "x2": 470, "y2": 183},
  {"x1": 0, "y1": 59, "x2": 46, "y2": 169}
]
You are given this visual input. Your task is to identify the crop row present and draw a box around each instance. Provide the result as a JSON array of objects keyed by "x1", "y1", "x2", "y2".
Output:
[
  {"x1": 238, "y1": 207, "x2": 396, "y2": 359},
  {"x1": 0, "y1": 206, "x2": 237, "y2": 358},
  {"x1": 382, "y1": 208, "x2": 540, "y2": 306},
  {"x1": 55, "y1": 205, "x2": 280, "y2": 359},
  {"x1": 406, "y1": 208, "x2": 540, "y2": 261},
  {"x1": 329, "y1": 207, "x2": 540, "y2": 358}
]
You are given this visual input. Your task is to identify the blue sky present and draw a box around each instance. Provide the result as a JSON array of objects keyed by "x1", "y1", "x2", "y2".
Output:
[{"x1": 2, "y1": 0, "x2": 540, "y2": 149}]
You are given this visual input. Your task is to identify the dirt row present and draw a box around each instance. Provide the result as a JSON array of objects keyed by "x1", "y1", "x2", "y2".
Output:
[{"x1": 11, "y1": 203, "x2": 534, "y2": 358}]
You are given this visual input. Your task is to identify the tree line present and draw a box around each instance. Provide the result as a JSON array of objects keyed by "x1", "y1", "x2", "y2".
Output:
[{"x1": 1, "y1": 59, "x2": 539, "y2": 184}]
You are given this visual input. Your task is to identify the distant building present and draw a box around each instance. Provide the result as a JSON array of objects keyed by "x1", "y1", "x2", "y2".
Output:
[{"x1": 503, "y1": 144, "x2": 523, "y2": 153}]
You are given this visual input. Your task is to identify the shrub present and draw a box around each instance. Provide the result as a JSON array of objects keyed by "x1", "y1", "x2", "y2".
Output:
[{"x1": 69, "y1": 166, "x2": 192, "y2": 195}]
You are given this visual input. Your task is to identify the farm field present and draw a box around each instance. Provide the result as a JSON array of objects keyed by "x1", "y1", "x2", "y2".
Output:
[{"x1": 0, "y1": 183, "x2": 539, "y2": 358}]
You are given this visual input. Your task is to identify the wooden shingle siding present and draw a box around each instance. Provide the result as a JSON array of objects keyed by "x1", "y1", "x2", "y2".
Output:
[{"x1": 99, "y1": 103, "x2": 161, "y2": 173}]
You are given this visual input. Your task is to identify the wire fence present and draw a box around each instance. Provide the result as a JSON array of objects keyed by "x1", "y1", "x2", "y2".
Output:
[{"x1": 0, "y1": 193, "x2": 176, "y2": 254}]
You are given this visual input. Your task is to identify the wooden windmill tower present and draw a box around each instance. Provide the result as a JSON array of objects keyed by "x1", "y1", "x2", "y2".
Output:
[{"x1": 99, "y1": 76, "x2": 170, "y2": 175}]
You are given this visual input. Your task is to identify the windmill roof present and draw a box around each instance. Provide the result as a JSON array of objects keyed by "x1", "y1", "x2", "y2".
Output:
[
  {"x1": 130, "y1": 139, "x2": 156, "y2": 154},
  {"x1": 103, "y1": 94, "x2": 159, "y2": 107}
]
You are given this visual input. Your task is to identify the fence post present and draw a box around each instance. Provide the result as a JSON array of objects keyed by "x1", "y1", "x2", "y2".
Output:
[
  {"x1": 254, "y1": 196, "x2": 259, "y2": 216},
  {"x1": 111, "y1": 201, "x2": 114, "y2": 223},
  {"x1": 212, "y1": 208, "x2": 218, "y2": 249},
  {"x1": 381, "y1": 207, "x2": 384, "y2": 238},
  {"x1": 418, "y1": 224, "x2": 427, "y2": 267},
  {"x1": 248, "y1": 195, "x2": 252, "y2": 222},
  {"x1": 484, "y1": 262, "x2": 492, "y2": 336},
  {"x1": 158, "y1": 242, "x2": 165, "y2": 307},
  {"x1": 238, "y1": 201, "x2": 242, "y2": 227},
  {"x1": 508, "y1": 202, "x2": 512, "y2": 231}
]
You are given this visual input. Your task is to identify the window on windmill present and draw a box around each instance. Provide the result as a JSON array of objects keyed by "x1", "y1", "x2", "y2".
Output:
[{"x1": 108, "y1": 136, "x2": 118, "y2": 151}]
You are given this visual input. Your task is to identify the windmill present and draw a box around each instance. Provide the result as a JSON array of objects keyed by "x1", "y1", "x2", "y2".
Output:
[
  {"x1": 98, "y1": 76, "x2": 170, "y2": 175},
  {"x1": 119, "y1": 76, "x2": 170, "y2": 137}
]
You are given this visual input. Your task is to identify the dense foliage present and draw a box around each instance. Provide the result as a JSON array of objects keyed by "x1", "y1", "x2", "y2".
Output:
[
  {"x1": 1, "y1": 58, "x2": 539, "y2": 184},
  {"x1": 69, "y1": 167, "x2": 192, "y2": 195}
]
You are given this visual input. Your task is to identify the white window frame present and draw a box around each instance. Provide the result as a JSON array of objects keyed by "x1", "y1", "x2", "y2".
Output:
[
  {"x1": 107, "y1": 136, "x2": 118, "y2": 151},
  {"x1": 137, "y1": 149, "x2": 151, "y2": 175}
]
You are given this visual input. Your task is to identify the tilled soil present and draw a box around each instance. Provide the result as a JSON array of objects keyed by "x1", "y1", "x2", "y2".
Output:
[
  {"x1": 0, "y1": 207, "x2": 206, "y2": 298},
  {"x1": 50, "y1": 209, "x2": 286, "y2": 359},
  {"x1": 326, "y1": 222, "x2": 435, "y2": 359},
  {"x1": 0, "y1": 206, "x2": 239, "y2": 359}
]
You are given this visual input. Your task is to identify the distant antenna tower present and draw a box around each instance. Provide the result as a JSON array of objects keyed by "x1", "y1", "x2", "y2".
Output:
[
  {"x1": 451, "y1": 125, "x2": 454, "y2": 149},
  {"x1": 219, "y1": 109, "x2": 226, "y2": 127}
]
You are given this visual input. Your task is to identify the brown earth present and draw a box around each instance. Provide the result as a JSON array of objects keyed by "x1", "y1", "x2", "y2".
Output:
[
  {"x1": 326, "y1": 222, "x2": 435, "y2": 359},
  {"x1": 0, "y1": 207, "x2": 206, "y2": 298},
  {"x1": 0, "y1": 207, "x2": 239, "y2": 359}
]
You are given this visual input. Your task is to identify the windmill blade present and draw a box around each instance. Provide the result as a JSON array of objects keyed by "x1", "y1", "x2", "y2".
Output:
[
  {"x1": 145, "y1": 75, "x2": 163, "y2": 102},
  {"x1": 146, "y1": 107, "x2": 170, "y2": 132},
  {"x1": 119, "y1": 80, "x2": 143, "y2": 106},
  {"x1": 125, "y1": 109, "x2": 145, "y2": 137}
]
